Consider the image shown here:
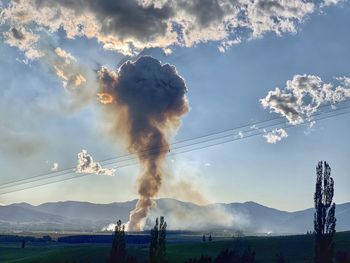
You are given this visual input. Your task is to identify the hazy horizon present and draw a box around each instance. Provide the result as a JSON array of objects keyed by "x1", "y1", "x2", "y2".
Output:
[{"x1": 3, "y1": 197, "x2": 350, "y2": 214}]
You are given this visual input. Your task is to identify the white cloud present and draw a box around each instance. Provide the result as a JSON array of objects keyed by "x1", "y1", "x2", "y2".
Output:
[
  {"x1": 55, "y1": 47, "x2": 76, "y2": 65},
  {"x1": 336, "y1": 76, "x2": 350, "y2": 87},
  {"x1": 76, "y1": 149, "x2": 115, "y2": 176},
  {"x1": 51, "y1": 47, "x2": 87, "y2": 89},
  {"x1": 261, "y1": 74, "x2": 350, "y2": 125},
  {"x1": 218, "y1": 38, "x2": 241, "y2": 53},
  {"x1": 264, "y1": 128, "x2": 288, "y2": 144},
  {"x1": 304, "y1": 121, "x2": 316, "y2": 136},
  {"x1": 3, "y1": 27, "x2": 43, "y2": 60},
  {"x1": 51, "y1": 162, "x2": 59, "y2": 171},
  {"x1": 322, "y1": 0, "x2": 344, "y2": 7}
]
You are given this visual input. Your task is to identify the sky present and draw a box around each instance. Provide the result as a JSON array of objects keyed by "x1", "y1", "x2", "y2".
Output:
[{"x1": 0, "y1": 0, "x2": 349, "y2": 211}]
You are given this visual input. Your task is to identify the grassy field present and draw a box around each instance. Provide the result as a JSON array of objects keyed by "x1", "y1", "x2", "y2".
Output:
[{"x1": 0, "y1": 232, "x2": 349, "y2": 263}]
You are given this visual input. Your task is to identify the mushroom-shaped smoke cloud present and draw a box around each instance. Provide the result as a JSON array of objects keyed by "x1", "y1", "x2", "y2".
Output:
[{"x1": 97, "y1": 56, "x2": 189, "y2": 231}]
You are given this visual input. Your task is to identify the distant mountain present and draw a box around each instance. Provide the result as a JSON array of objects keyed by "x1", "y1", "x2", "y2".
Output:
[
  {"x1": 0, "y1": 199, "x2": 349, "y2": 234},
  {"x1": 33, "y1": 200, "x2": 137, "y2": 223}
]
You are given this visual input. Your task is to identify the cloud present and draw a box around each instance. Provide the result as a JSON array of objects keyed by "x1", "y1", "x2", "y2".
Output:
[
  {"x1": 322, "y1": 0, "x2": 344, "y2": 7},
  {"x1": 263, "y1": 128, "x2": 288, "y2": 144},
  {"x1": 260, "y1": 74, "x2": 350, "y2": 125},
  {"x1": 2, "y1": 26, "x2": 43, "y2": 60},
  {"x1": 76, "y1": 149, "x2": 115, "y2": 176},
  {"x1": 0, "y1": 0, "x2": 335, "y2": 57},
  {"x1": 39, "y1": 46, "x2": 98, "y2": 111},
  {"x1": 51, "y1": 162, "x2": 59, "y2": 171},
  {"x1": 51, "y1": 47, "x2": 87, "y2": 89}
]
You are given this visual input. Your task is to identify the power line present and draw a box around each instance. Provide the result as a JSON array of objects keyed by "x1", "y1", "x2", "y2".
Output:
[
  {"x1": 0, "y1": 100, "x2": 349, "y2": 189},
  {"x1": 111, "y1": 106, "x2": 350, "y2": 168},
  {"x1": 0, "y1": 174, "x2": 89, "y2": 196},
  {"x1": 6, "y1": 98, "x2": 349, "y2": 189},
  {"x1": 0, "y1": 118, "x2": 282, "y2": 188},
  {"x1": 3, "y1": 98, "x2": 350, "y2": 189},
  {"x1": 0, "y1": 115, "x2": 282, "y2": 187},
  {"x1": 0, "y1": 113, "x2": 317, "y2": 189},
  {"x1": 1, "y1": 105, "x2": 350, "y2": 196}
]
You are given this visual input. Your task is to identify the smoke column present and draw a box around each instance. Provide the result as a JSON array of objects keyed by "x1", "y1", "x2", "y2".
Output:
[{"x1": 97, "y1": 56, "x2": 188, "y2": 231}]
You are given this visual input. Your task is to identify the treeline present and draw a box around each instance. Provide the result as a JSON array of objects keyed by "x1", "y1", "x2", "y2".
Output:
[
  {"x1": 0, "y1": 234, "x2": 52, "y2": 243},
  {"x1": 58, "y1": 234, "x2": 150, "y2": 244},
  {"x1": 185, "y1": 247, "x2": 256, "y2": 263}
]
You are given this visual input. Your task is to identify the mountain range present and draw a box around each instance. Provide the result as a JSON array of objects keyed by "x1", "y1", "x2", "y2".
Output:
[{"x1": 0, "y1": 199, "x2": 349, "y2": 234}]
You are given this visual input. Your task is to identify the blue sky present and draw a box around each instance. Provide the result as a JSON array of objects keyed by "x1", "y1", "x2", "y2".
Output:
[{"x1": 0, "y1": 0, "x2": 349, "y2": 211}]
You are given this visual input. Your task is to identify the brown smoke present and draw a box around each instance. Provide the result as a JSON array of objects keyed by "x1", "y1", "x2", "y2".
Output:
[{"x1": 97, "y1": 56, "x2": 188, "y2": 231}]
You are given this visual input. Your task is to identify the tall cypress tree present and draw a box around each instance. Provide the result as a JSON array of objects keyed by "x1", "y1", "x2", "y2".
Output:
[
  {"x1": 150, "y1": 217, "x2": 167, "y2": 263},
  {"x1": 158, "y1": 216, "x2": 167, "y2": 262},
  {"x1": 150, "y1": 217, "x2": 159, "y2": 262},
  {"x1": 110, "y1": 219, "x2": 126, "y2": 263},
  {"x1": 314, "y1": 161, "x2": 336, "y2": 263}
]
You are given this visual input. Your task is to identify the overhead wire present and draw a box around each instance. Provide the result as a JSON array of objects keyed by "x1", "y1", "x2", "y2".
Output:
[{"x1": 1, "y1": 103, "x2": 350, "y2": 196}]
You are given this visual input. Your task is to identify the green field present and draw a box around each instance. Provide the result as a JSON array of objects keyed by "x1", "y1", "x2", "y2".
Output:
[{"x1": 0, "y1": 232, "x2": 349, "y2": 263}]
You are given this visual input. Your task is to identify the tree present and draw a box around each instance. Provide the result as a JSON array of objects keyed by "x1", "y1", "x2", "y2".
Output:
[
  {"x1": 241, "y1": 247, "x2": 256, "y2": 263},
  {"x1": 314, "y1": 161, "x2": 336, "y2": 263},
  {"x1": 214, "y1": 247, "x2": 255, "y2": 263},
  {"x1": 150, "y1": 217, "x2": 159, "y2": 262},
  {"x1": 186, "y1": 247, "x2": 256, "y2": 263},
  {"x1": 185, "y1": 255, "x2": 212, "y2": 263},
  {"x1": 158, "y1": 216, "x2": 167, "y2": 261},
  {"x1": 276, "y1": 252, "x2": 286, "y2": 263},
  {"x1": 126, "y1": 255, "x2": 139, "y2": 263},
  {"x1": 150, "y1": 216, "x2": 167, "y2": 263},
  {"x1": 336, "y1": 251, "x2": 350, "y2": 263},
  {"x1": 202, "y1": 235, "x2": 206, "y2": 242},
  {"x1": 110, "y1": 219, "x2": 126, "y2": 263},
  {"x1": 208, "y1": 234, "x2": 212, "y2": 242},
  {"x1": 21, "y1": 239, "x2": 26, "y2": 249}
]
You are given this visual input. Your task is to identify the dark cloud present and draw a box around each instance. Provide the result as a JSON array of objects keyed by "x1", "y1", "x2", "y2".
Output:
[
  {"x1": 180, "y1": 0, "x2": 225, "y2": 27},
  {"x1": 11, "y1": 27, "x2": 25, "y2": 40},
  {"x1": 34, "y1": 0, "x2": 174, "y2": 42}
]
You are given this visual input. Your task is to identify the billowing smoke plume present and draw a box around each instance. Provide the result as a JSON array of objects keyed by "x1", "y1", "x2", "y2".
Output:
[{"x1": 97, "y1": 56, "x2": 189, "y2": 231}]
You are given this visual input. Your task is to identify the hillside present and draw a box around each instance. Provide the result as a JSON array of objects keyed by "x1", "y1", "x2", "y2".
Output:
[{"x1": 0, "y1": 199, "x2": 349, "y2": 234}]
